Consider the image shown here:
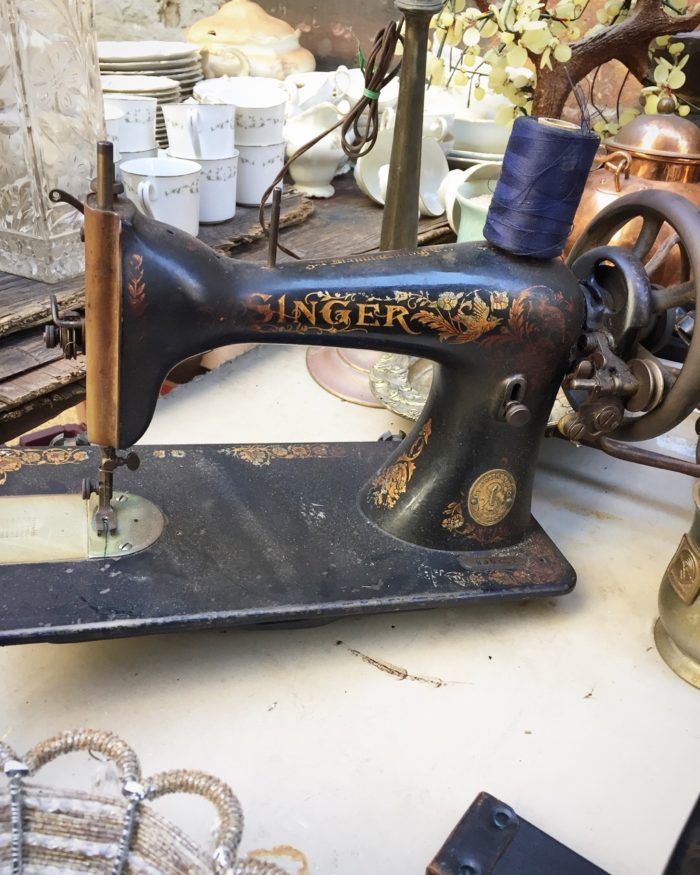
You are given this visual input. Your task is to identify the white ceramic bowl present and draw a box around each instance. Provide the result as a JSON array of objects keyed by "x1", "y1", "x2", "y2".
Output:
[{"x1": 452, "y1": 113, "x2": 512, "y2": 154}]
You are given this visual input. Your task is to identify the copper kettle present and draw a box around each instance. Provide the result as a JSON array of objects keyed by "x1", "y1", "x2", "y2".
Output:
[{"x1": 568, "y1": 113, "x2": 700, "y2": 284}]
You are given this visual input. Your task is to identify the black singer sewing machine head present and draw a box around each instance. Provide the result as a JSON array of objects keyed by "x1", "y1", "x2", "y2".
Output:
[{"x1": 1, "y1": 143, "x2": 699, "y2": 644}]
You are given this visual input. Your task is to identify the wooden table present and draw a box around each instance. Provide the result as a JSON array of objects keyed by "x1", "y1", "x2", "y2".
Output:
[{"x1": 0, "y1": 176, "x2": 451, "y2": 443}]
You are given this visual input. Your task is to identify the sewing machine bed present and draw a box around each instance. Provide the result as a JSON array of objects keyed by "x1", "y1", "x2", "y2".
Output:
[{"x1": 0, "y1": 443, "x2": 575, "y2": 644}]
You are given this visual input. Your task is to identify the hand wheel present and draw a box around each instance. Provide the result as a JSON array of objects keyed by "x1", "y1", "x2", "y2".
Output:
[{"x1": 568, "y1": 188, "x2": 699, "y2": 442}]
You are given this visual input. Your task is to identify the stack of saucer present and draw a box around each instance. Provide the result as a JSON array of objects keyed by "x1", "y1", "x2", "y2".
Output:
[
  {"x1": 101, "y1": 74, "x2": 182, "y2": 149},
  {"x1": 98, "y1": 40, "x2": 203, "y2": 97}
]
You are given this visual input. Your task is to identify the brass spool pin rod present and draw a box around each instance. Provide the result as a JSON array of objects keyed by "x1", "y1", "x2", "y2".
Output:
[
  {"x1": 267, "y1": 187, "x2": 283, "y2": 268},
  {"x1": 95, "y1": 140, "x2": 115, "y2": 211},
  {"x1": 380, "y1": 0, "x2": 443, "y2": 252}
]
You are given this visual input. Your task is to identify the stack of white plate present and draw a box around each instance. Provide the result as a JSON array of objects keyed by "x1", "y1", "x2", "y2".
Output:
[{"x1": 99, "y1": 41, "x2": 204, "y2": 147}]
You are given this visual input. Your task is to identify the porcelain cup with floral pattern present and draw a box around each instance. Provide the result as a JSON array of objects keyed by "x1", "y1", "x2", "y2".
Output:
[
  {"x1": 103, "y1": 94, "x2": 157, "y2": 152},
  {"x1": 195, "y1": 77, "x2": 287, "y2": 146},
  {"x1": 236, "y1": 142, "x2": 285, "y2": 206},
  {"x1": 103, "y1": 107, "x2": 124, "y2": 162},
  {"x1": 168, "y1": 149, "x2": 239, "y2": 224},
  {"x1": 163, "y1": 103, "x2": 236, "y2": 161},
  {"x1": 121, "y1": 156, "x2": 201, "y2": 236}
]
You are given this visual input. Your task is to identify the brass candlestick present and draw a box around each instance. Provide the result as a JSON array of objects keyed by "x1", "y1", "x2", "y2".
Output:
[
  {"x1": 655, "y1": 479, "x2": 700, "y2": 688},
  {"x1": 380, "y1": 0, "x2": 443, "y2": 252}
]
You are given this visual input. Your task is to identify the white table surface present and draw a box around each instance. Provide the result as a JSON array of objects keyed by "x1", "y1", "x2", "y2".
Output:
[{"x1": 2, "y1": 343, "x2": 700, "y2": 875}]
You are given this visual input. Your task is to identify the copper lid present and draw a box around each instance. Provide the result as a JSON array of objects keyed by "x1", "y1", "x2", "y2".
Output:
[{"x1": 608, "y1": 113, "x2": 700, "y2": 161}]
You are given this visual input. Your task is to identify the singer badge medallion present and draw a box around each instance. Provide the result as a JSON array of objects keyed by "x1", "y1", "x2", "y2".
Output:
[{"x1": 468, "y1": 469, "x2": 516, "y2": 526}]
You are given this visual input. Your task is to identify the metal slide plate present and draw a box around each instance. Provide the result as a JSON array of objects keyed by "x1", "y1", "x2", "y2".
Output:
[
  {"x1": 0, "y1": 444, "x2": 576, "y2": 645},
  {"x1": 0, "y1": 494, "x2": 89, "y2": 564},
  {"x1": 0, "y1": 492, "x2": 164, "y2": 564}
]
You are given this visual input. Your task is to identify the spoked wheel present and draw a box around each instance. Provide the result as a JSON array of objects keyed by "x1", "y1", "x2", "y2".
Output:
[{"x1": 567, "y1": 189, "x2": 699, "y2": 443}]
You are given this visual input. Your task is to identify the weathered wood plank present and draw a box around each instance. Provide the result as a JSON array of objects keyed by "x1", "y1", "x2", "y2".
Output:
[
  {"x1": 0, "y1": 330, "x2": 65, "y2": 380},
  {"x1": 0, "y1": 380, "x2": 86, "y2": 444},
  {"x1": 0, "y1": 275, "x2": 84, "y2": 338},
  {"x1": 0, "y1": 355, "x2": 85, "y2": 407}
]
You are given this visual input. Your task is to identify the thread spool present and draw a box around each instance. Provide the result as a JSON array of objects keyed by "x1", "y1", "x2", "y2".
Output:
[{"x1": 483, "y1": 116, "x2": 600, "y2": 259}]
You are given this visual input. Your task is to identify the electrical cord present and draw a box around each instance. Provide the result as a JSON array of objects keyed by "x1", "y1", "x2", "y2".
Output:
[{"x1": 258, "y1": 16, "x2": 404, "y2": 260}]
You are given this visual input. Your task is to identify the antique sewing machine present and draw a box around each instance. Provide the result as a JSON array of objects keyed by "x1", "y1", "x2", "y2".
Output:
[
  {"x1": 0, "y1": 133, "x2": 698, "y2": 645},
  {"x1": 2, "y1": 0, "x2": 700, "y2": 644}
]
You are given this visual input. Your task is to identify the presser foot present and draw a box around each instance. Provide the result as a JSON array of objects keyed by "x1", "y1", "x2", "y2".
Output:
[{"x1": 83, "y1": 447, "x2": 141, "y2": 535}]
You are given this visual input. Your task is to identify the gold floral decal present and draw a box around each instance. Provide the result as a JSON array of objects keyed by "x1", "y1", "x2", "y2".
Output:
[
  {"x1": 442, "y1": 500, "x2": 468, "y2": 534},
  {"x1": 441, "y1": 500, "x2": 498, "y2": 543},
  {"x1": 411, "y1": 291, "x2": 503, "y2": 343},
  {"x1": 0, "y1": 448, "x2": 89, "y2": 488},
  {"x1": 218, "y1": 444, "x2": 348, "y2": 467},
  {"x1": 369, "y1": 419, "x2": 432, "y2": 509},
  {"x1": 440, "y1": 501, "x2": 498, "y2": 545},
  {"x1": 127, "y1": 253, "x2": 146, "y2": 316}
]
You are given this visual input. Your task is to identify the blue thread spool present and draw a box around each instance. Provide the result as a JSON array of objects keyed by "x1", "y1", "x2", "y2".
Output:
[{"x1": 483, "y1": 116, "x2": 600, "y2": 259}]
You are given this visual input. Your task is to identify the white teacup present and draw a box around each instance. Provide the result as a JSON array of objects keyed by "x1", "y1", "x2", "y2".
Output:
[
  {"x1": 120, "y1": 156, "x2": 201, "y2": 236},
  {"x1": 375, "y1": 138, "x2": 448, "y2": 217},
  {"x1": 195, "y1": 77, "x2": 287, "y2": 146},
  {"x1": 170, "y1": 151, "x2": 239, "y2": 224},
  {"x1": 115, "y1": 146, "x2": 158, "y2": 182},
  {"x1": 381, "y1": 106, "x2": 453, "y2": 143},
  {"x1": 285, "y1": 66, "x2": 351, "y2": 113},
  {"x1": 104, "y1": 107, "x2": 124, "y2": 161},
  {"x1": 163, "y1": 103, "x2": 236, "y2": 160},
  {"x1": 104, "y1": 95, "x2": 157, "y2": 152},
  {"x1": 236, "y1": 142, "x2": 285, "y2": 206}
]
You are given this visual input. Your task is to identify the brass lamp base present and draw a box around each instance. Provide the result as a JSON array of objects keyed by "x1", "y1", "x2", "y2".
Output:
[
  {"x1": 655, "y1": 480, "x2": 700, "y2": 690},
  {"x1": 654, "y1": 617, "x2": 700, "y2": 689}
]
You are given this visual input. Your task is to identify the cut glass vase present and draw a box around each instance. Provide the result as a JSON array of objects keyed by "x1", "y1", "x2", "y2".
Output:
[{"x1": 0, "y1": 0, "x2": 103, "y2": 283}]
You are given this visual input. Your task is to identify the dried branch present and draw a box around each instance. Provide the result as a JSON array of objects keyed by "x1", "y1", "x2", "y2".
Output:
[{"x1": 532, "y1": 1, "x2": 700, "y2": 117}]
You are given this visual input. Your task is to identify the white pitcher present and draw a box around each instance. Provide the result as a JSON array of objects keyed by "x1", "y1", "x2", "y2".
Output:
[{"x1": 284, "y1": 102, "x2": 346, "y2": 198}]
